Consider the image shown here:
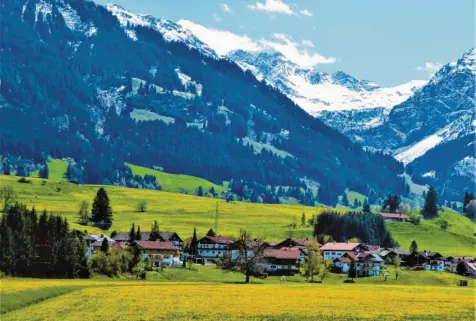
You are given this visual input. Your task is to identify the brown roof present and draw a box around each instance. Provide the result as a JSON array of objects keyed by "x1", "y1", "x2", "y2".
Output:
[
  {"x1": 134, "y1": 241, "x2": 179, "y2": 251},
  {"x1": 334, "y1": 257, "x2": 351, "y2": 263},
  {"x1": 92, "y1": 240, "x2": 116, "y2": 247},
  {"x1": 203, "y1": 236, "x2": 235, "y2": 244},
  {"x1": 291, "y1": 239, "x2": 322, "y2": 247},
  {"x1": 263, "y1": 247, "x2": 300, "y2": 260},
  {"x1": 320, "y1": 242, "x2": 361, "y2": 251},
  {"x1": 110, "y1": 242, "x2": 127, "y2": 249},
  {"x1": 380, "y1": 213, "x2": 409, "y2": 219}
]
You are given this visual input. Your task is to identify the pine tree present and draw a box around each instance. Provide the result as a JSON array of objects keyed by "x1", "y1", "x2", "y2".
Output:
[
  {"x1": 353, "y1": 199, "x2": 358, "y2": 208},
  {"x1": 421, "y1": 186, "x2": 438, "y2": 218},
  {"x1": 456, "y1": 261, "x2": 467, "y2": 275},
  {"x1": 197, "y1": 186, "x2": 204, "y2": 197},
  {"x1": 342, "y1": 194, "x2": 349, "y2": 207},
  {"x1": 206, "y1": 228, "x2": 216, "y2": 237},
  {"x1": 100, "y1": 238, "x2": 109, "y2": 253},
  {"x1": 209, "y1": 187, "x2": 216, "y2": 197},
  {"x1": 150, "y1": 220, "x2": 160, "y2": 241},
  {"x1": 190, "y1": 228, "x2": 198, "y2": 255},
  {"x1": 129, "y1": 223, "x2": 135, "y2": 243},
  {"x1": 348, "y1": 258, "x2": 357, "y2": 281},
  {"x1": 38, "y1": 162, "x2": 49, "y2": 179},
  {"x1": 363, "y1": 203, "x2": 371, "y2": 214},
  {"x1": 409, "y1": 240, "x2": 418, "y2": 254},
  {"x1": 136, "y1": 226, "x2": 142, "y2": 240},
  {"x1": 301, "y1": 212, "x2": 306, "y2": 226},
  {"x1": 91, "y1": 188, "x2": 113, "y2": 224},
  {"x1": 463, "y1": 192, "x2": 474, "y2": 214}
]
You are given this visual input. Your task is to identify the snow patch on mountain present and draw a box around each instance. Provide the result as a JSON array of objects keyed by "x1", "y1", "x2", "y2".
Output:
[
  {"x1": 106, "y1": 4, "x2": 217, "y2": 58},
  {"x1": 395, "y1": 113, "x2": 475, "y2": 165},
  {"x1": 35, "y1": 0, "x2": 52, "y2": 23},
  {"x1": 58, "y1": 2, "x2": 97, "y2": 37},
  {"x1": 454, "y1": 157, "x2": 476, "y2": 180}
]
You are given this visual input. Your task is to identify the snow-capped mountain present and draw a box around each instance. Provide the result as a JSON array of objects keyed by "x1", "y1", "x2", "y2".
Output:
[
  {"x1": 105, "y1": 4, "x2": 218, "y2": 58},
  {"x1": 226, "y1": 50, "x2": 426, "y2": 117}
]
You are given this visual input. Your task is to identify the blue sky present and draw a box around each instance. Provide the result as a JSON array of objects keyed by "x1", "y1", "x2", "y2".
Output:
[{"x1": 94, "y1": 0, "x2": 474, "y2": 86}]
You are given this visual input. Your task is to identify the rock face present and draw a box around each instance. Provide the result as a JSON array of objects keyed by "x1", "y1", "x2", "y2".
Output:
[{"x1": 0, "y1": 0, "x2": 408, "y2": 201}]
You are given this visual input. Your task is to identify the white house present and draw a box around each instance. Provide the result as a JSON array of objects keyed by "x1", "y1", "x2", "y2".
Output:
[
  {"x1": 83, "y1": 235, "x2": 115, "y2": 257},
  {"x1": 320, "y1": 242, "x2": 367, "y2": 260},
  {"x1": 197, "y1": 235, "x2": 235, "y2": 258},
  {"x1": 333, "y1": 252, "x2": 383, "y2": 276}
]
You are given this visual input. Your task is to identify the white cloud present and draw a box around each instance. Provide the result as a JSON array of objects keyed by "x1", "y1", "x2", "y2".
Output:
[
  {"x1": 178, "y1": 20, "x2": 263, "y2": 55},
  {"x1": 262, "y1": 33, "x2": 336, "y2": 67},
  {"x1": 301, "y1": 40, "x2": 314, "y2": 48},
  {"x1": 416, "y1": 62, "x2": 442, "y2": 72},
  {"x1": 178, "y1": 20, "x2": 336, "y2": 68},
  {"x1": 213, "y1": 13, "x2": 222, "y2": 23},
  {"x1": 221, "y1": 4, "x2": 232, "y2": 13},
  {"x1": 248, "y1": 0, "x2": 296, "y2": 15},
  {"x1": 300, "y1": 9, "x2": 313, "y2": 16}
]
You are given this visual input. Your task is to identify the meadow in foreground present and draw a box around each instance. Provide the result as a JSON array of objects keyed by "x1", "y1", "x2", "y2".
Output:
[{"x1": 1, "y1": 277, "x2": 475, "y2": 321}]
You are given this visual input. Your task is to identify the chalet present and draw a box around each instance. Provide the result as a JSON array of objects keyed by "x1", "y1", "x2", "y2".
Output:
[
  {"x1": 333, "y1": 252, "x2": 383, "y2": 276},
  {"x1": 446, "y1": 257, "x2": 476, "y2": 273},
  {"x1": 463, "y1": 262, "x2": 476, "y2": 278},
  {"x1": 230, "y1": 240, "x2": 260, "y2": 260},
  {"x1": 274, "y1": 238, "x2": 322, "y2": 250},
  {"x1": 405, "y1": 251, "x2": 446, "y2": 271},
  {"x1": 379, "y1": 213, "x2": 409, "y2": 222},
  {"x1": 320, "y1": 242, "x2": 367, "y2": 261},
  {"x1": 257, "y1": 247, "x2": 300, "y2": 275},
  {"x1": 378, "y1": 247, "x2": 410, "y2": 263},
  {"x1": 275, "y1": 238, "x2": 322, "y2": 263},
  {"x1": 86, "y1": 235, "x2": 115, "y2": 256},
  {"x1": 133, "y1": 241, "x2": 181, "y2": 267},
  {"x1": 197, "y1": 235, "x2": 235, "y2": 259},
  {"x1": 112, "y1": 231, "x2": 183, "y2": 249}
]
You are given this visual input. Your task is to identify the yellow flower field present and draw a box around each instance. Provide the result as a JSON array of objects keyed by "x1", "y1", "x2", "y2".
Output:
[{"x1": 2, "y1": 279, "x2": 475, "y2": 321}]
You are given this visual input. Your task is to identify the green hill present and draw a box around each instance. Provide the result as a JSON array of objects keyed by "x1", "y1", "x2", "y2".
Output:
[
  {"x1": 2, "y1": 174, "x2": 474, "y2": 256},
  {"x1": 386, "y1": 208, "x2": 475, "y2": 256},
  {"x1": 126, "y1": 163, "x2": 227, "y2": 194}
]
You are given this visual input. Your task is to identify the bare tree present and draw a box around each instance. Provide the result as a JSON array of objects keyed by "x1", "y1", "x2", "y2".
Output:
[
  {"x1": 232, "y1": 229, "x2": 266, "y2": 283},
  {"x1": 0, "y1": 186, "x2": 17, "y2": 212},
  {"x1": 78, "y1": 200, "x2": 90, "y2": 225}
]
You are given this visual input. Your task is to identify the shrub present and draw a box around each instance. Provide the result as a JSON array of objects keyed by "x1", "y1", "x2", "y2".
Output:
[
  {"x1": 17, "y1": 177, "x2": 31, "y2": 183},
  {"x1": 136, "y1": 200, "x2": 148, "y2": 213}
]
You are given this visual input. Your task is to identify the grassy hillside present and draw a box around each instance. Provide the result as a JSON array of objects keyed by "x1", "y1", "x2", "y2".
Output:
[
  {"x1": 0, "y1": 175, "x2": 319, "y2": 240},
  {"x1": 386, "y1": 208, "x2": 475, "y2": 256},
  {"x1": 2, "y1": 174, "x2": 474, "y2": 255},
  {"x1": 28, "y1": 159, "x2": 69, "y2": 181},
  {"x1": 2, "y1": 276, "x2": 474, "y2": 321},
  {"x1": 126, "y1": 163, "x2": 227, "y2": 194}
]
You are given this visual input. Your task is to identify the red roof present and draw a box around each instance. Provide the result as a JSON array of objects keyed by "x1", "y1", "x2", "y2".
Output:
[
  {"x1": 264, "y1": 247, "x2": 300, "y2": 260},
  {"x1": 110, "y1": 242, "x2": 127, "y2": 249},
  {"x1": 379, "y1": 213, "x2": 409, "y2": 220},
  {"x1": 135, "y1": 241, "x2": 179, "y2": 251},
  {"x1": 320, "y1": 242, "x2": 361, "y2": 251}
]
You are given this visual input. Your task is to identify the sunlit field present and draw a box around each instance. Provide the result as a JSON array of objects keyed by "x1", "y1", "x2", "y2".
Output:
[{"x1": 1, "y1": 277, "x2": 474, "y2": 321}]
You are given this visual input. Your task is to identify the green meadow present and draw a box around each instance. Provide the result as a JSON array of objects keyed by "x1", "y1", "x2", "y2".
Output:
[{"x1": 2, "y1": 173, "x2": 475, "y2": 256}]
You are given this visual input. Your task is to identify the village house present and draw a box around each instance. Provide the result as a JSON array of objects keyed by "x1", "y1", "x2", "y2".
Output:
[
  {"x1": 112, "y1": 231, "x2": 183, "y2": 249},
  {"x1": 197, "y1": 235, "x2": 235, "y2": 259},
  {"x1": 133, "y1": 240, "x2": 181, "y2": 267},
  {"x1": 274, "y1": 238, "x2": 322, "y2": 263},
  {"x1": 379, "y1": 213, "x2": 409, "y2": 222},
  {"x1": 85, "y1": 235, "x2": 115, "y2": 256},
  {"x1": 446, "y1": 257, "x2": 476, "y2": 273},
  {"x1": 463, "y1": 262, "x2": 476, "y2": 278},
  {"x1": 320, "y1": 242, "x2": 368, "y2": 261},
  {"x1": 257, "y1": 247, "x2": 301, "y2": 275},
  {"x1": 405, "y1": 251, "x2": 446, "y2": 271},
  {"x1": 333, "y1": 252, "x2": 383, "y2": 276},
  {"x1": 230, "y1": 240, "x2": 260, "y2": 260},
  {"x1": 378, "y1": 247, "x2": 410, "y2": 264}
]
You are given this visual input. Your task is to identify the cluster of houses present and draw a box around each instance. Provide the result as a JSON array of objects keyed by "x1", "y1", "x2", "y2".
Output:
[{"x1": 83, "y1": 231, "x2": 476, "y2": 278}]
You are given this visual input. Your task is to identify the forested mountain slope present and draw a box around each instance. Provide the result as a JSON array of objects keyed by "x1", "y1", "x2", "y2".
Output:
[{"x1": 0, "y1": 0, "x2": 406, "y2": 203}]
